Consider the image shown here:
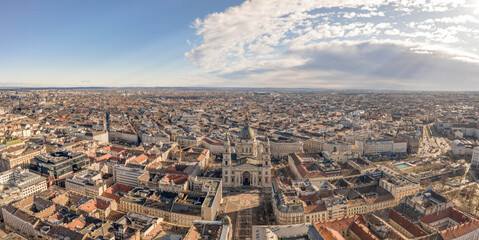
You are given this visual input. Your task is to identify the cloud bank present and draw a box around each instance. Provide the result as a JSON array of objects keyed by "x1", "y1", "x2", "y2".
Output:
[{"x1": 186, "y1": 0, "x2": 479, "y2": 90}]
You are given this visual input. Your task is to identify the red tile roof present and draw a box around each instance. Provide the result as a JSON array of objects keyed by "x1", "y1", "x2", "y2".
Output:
[
  {"x1": 389, "y1": 209, "x2": 427, "y2": 237},
  {"x1": 162, "y1": 174, "x2": 188, "y2": 184},
  {"x1": 314, "y1": 215, "x2": 380, "y2": 240},
  {"x1": 440, "y1": 219, "x2": 479, "y2": 240},
  {"x1": 101, "y1": 184, "x2": 133, "y2": 203},
  {"x1": 421, "y1": 207, "x2": 471, "y2": 224},
  {"x1": 96, "y1": 153, "x2": 112, "y2": 162},
  {"x1": 316, "y1": 226, "x2": 344, "y2": 240},
  {"x1": 420, "y1": 207, "x2": 479, "y2": 240},
  {"x1": 350, "y1": 221, "x2": 380, "y2": 240},
  {"x1": 66, "y1": 218, "x2": 85, "y2": 231},
  {"x1": 79, "y1": 199, "x2": 96, "y2": 213},
  {"x1": 95, "y1": 197, "x2": 111, "y2": 210},
  {"x1": 133, "y1": 154, "x2": 148, "y2": 164}
]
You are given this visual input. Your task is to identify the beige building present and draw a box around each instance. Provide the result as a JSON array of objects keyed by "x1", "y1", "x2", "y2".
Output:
[
  {"x1": 120, "y1": 178, "x2": 222, "y2": 226},
  {"x1": 271, "y1": 170, "x2": 418, "y2": 226},
  {"x1": 377, "y1": 165, "x2": 422, "y2": 203},
  {"x1": 380, "y1": 177, "x2": 422, "y2": 203},
  {"x1": 270, "y1": 139, "x2": 303, "y2": 158},
  {"x1": 0, "y1": 146, "x2": 46, "y2": 171},
  {"x1": 301, "y1": 139, "x2": 324, "y2": 153}
]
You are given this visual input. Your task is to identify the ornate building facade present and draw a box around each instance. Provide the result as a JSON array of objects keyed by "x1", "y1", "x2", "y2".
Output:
[{"x1": 222, "y1": 117, "x2": 272, "y2": 187}]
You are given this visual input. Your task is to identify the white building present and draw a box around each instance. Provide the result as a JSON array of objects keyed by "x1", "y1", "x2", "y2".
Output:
[
  {"x1": 113, "y1": 166, "x2": 146, "y2": 187},
  {"x1": 392, "y1": 139, "x2": 407, "y2": 153},
  {"x1": 202, "y1": 138, "x2": 224, "y2": 155},
  {"x1": 357, "y1": 138, "x2": 407, "y2": 155},
  {"x1": 451, "y1": 139, "x2": 466, "y2": 155},
  {"x1": 140, "y1": 131, "x2": 170, "y2": 144},
  {"x1": 252, "y1": 223, "x2": 321, "y2": 240},
  {"x1": 451, "y1": 139, "x2": 477, "y2": 156},
  {"x1": 0, "y1": 168, "x2": 47, "y2": 205},
  {"x1": 65, "y1": 169, "x2": 105, "y2": 198},
  {"x1": 472, "y1": 147, "x2": 479, "y2": 169},
  {"x1": 2, "y1": 207, "x2": 37, "y2": 239}
]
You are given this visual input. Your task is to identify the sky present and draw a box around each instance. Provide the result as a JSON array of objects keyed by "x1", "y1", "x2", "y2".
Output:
[{"x1": 1, "y1": 0, "x2": 479, "y2": 90}]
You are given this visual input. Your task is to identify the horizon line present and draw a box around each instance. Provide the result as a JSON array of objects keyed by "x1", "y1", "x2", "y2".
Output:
[{"x1": 0, "y1": 86, "x2": 478, "y2": 93}]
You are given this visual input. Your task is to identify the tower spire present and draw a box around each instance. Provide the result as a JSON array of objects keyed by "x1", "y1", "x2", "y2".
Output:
[
  {"x1": 224, "y1": 133, "x2": 231, "y2": 153},
  {"x1": 223, "y1": 133, "x2": 232, "y2": 166},
  {"x1": 263, "y1": 135, "x2": 271, "y2": 167},
  {"x1": 224, "y1": 133, "x2": 230, "y2": 145},
  {"x1": 245, "y1": 114, "x2": 250, "y2": 127}
]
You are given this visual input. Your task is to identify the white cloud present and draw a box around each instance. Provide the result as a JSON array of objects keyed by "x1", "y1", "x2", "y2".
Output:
[
  {"x1": 385, "y1": 29, "x2": 400, "y2": 35},
  {"x1": 185, "y1": 0, "x2": 479, "y2": 90},
  {"x1": 219, "y1": 40, "x2": 479, "y2": 90},
  {"x1": 430, "y1": 15, "x2": 479, "y2": 24}
]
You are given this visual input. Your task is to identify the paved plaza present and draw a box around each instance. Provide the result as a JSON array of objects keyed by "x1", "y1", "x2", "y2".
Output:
[{"x1": 221, "y1": 188, "x2": 272, "y2": 239}]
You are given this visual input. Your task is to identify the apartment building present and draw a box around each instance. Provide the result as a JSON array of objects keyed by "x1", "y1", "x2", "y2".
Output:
[
  {"x1": 271, "y1": 170, "x2": 418, "y2": 225},
  {"x1": 0, "y1": 145, "x2": 46, "y2": 171},
  {"x1": 0, "y1": 168, "x2": 47, "y2": 205},
  {"x1": 112, "y1": 165, "x2": 146, "y2": 187},
  {"x1": 65, "y1": 169, "x2": 105, "y2": 198},
  {"x1": 120, "y1": 178, "x2": 222, "y2": 226}
]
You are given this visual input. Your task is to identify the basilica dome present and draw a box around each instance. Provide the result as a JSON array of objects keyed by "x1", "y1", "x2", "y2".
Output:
[
  {"x1": 239, "y1": 115, "x2": 255, "y2": 140},
  {"x1": 239, "y1": 125, "x2": 255, "y2": 140}
]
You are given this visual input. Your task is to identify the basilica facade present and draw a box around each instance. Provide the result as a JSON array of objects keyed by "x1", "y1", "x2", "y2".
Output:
[{"x1": 222, "y1": 117, "x2": 272, "y2": 187}]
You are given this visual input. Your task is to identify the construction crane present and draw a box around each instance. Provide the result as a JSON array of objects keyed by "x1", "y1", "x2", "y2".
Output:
[
  {"x1": 178, "y1": 144, "x2": 198, "y2": 162},
  {"x1": 47, "y1": 173, "x2": 77, "y2": 199}
]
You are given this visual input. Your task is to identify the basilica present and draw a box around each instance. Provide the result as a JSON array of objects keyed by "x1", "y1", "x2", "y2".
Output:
[{"x1": 222, "y1": 117, "x2": 272, "y2": 187}]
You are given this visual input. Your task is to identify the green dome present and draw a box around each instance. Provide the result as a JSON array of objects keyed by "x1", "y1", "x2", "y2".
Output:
[{"x1": 239, "y1": 125, "x2": 255, "y2": 140}]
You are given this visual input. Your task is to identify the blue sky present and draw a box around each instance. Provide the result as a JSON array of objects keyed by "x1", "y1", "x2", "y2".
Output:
[
  {"x1": 0, "y1": 0, "x2": 242, "y2": 87},
  {"x1": 1, "y1": 0, "x2": 479, "y2": 90}
]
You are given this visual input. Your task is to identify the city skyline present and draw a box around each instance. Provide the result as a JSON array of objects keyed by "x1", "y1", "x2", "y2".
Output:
[
  {"x1": 1, "y1": 0, "x2": 479, "y2": 90},
  {"x1": 1, "y1": 89, "x2": 479, "y2": 239}
]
